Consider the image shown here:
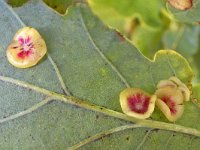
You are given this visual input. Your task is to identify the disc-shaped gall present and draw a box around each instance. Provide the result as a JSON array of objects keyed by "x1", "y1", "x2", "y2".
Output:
[
  {"x1": 7, "y1": 27, "x2": 47, "y2": 68},
  {"x1": 120, "y1": 88, "x2": 156, "y2": 119}
]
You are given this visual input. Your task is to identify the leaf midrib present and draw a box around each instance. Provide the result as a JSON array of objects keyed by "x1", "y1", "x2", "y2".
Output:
[{"x1": 0, "y1": 75, "x2": 200, "y2": 138}]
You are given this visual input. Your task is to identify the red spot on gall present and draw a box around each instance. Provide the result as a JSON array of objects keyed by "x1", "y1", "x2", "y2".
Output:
[
  {"x1": 127, "y1": 93, "x2": 150, "y2": 114},
  {"x1": 16, "y1": 36, "x2": 34, "y2": 59},
  {"x1": 161, "y1": 96, "x2": 177, "y2": 114}
]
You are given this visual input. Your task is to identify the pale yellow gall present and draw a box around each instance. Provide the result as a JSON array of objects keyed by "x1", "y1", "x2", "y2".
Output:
[
  {"x1": 7, "y1": 27, "x2": 47, "y2": 68},
  {"x1": 120, "y1": 88, "x2": 156, "y2": 119},
  {"x1": 155, "y1": 76, "x2": 190, "y2": 122}
]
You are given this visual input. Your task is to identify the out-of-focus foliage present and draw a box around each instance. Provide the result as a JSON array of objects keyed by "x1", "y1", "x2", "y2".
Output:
[
  {"x1": 87, "y1": 0, "x2": 200, "y2": 82},
  {"x1": 7, "y1": 0, "x2": 28, "y2": 6},
  {"x1": 87, "y1": 0, "x2": 167, "y2": 58},
  {"x1": 167, "y1": 0, "x2": 200, "y2": 24},
  {"x1": 7, "y1": 0, "x2": 78, "y2": 14}
]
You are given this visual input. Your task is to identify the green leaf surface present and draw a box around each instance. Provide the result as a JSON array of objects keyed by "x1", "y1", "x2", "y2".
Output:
[
  {"x1": 0, "y1": 0, "x2": 200, "y2": 149},
  {"x1": 167, "y1": 0, "x2": 200, "y2": 24}
]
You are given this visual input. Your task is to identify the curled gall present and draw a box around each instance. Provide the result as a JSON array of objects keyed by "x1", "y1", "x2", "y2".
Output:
[
  {"x1": 7, "y1": 27, "x2": 47, "y2": 68},
  {"x1": 120, "y1": 88, "x2": 156, "y2": 119},
  {"x1": 155, "y1": 76, "x2": 190, "y2": 122}
]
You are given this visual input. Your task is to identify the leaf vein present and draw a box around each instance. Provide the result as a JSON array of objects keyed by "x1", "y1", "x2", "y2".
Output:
[
  {"x1": 1, "y1": 75, "x2": 200, "y2": 138},
  {"x1": 47, "y1": 54, "x2": 71, "y2": 95},
  {"x1": 68, "y1": 124, "x2": 143, "y2": 150},
  {"x1": 0, "y1": 0, "x2": 26, "y2": 27},
  {"x1": 148, "y1": 64, "x2": 156, "y2": 88},
  {"x1": 79, "y1": 10, "x2": 130, "y2": 88},
  {"x1": 0, "y1": 97, "x2": 52, "y2": 124},
  {"x1": 165, "y1": 133, "x2": 174, "y2": 148},
  {"x1": 166, "y1": 54, "x2": 176, "y2": 76},
  {"x1": 136, "y1": 129, "x2": 153, "y2": 150}
]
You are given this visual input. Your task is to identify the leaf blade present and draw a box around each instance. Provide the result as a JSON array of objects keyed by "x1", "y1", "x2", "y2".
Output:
[{"x1": 0, "y1": 1, "x2": 199, "y2": 149}]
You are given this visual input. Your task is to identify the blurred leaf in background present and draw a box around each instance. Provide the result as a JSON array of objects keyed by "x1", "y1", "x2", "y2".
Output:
[
  {"x1": 7, "y1": 0, "x2": 28, "y2": 6},
  {"x1": 167, "y1": 0, "x2": 200, "y2": 24},
  {"x1": 7, "y1": 0, "x2": 78, "y2": 13},
  {"x1": 163, "y1": 24, "x2": 199, "y2": 57},
  {"x1": 87, "y1": 0, "x2": 167, "y2": 58},
  {"x1": 87, "y1": 0, "x2": 200, "y2": 83}
]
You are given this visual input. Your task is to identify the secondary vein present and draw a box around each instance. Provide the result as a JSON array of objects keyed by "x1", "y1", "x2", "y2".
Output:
[
  {"x1": 0, "y1": 0, "x2": 26, "y2": 27},
  {"x1": 79, "y1": 9, "x2": 130, "y2": 88},
  {"x1": 0, "y1": 97, "x2": 52, "y2": 124},
  {"x1": 68, "y1": 124, "x2": 143, "y2": 150},
  {"x1": 166, "y1": 54, "x2": 177, "y2": 76},
  {"x1": 136, "y1": 129, "x2": 153, "y2": 150},
  {"x1": 47, "y1": 54, "x2": 71, "y2": 95}
]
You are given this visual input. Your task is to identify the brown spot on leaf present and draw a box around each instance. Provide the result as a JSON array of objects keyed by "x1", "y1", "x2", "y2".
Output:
[
  {"x1": 168, "y1": 0, "x2": 192, "y2": 10},
  {"x1": 126, "y1": 136, "x2": 130, "y2": 141},
  {"x1": 154, "y1": 129, "x2": 159, "y2": 132},
  {"x1": 96, "y1": 115, "x2": 99, "y2": 119},
  {"x1": 53, "y1": 5, "x2": 57, "y2": 9},
  {"x1": 115, "y1": 30, "x2": 125, "y2": 41}
]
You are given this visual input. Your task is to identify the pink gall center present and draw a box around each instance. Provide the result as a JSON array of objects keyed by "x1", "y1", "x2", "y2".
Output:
[
  {"x1": 17, "y1": 36, "x2": 34, "y2": 59},
  {"x1": 161, "y1": 96, "x2": 176, "y2": 114},
  {"x1": 127, "y1": 93, "x2": 150, "y2": 114}
]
